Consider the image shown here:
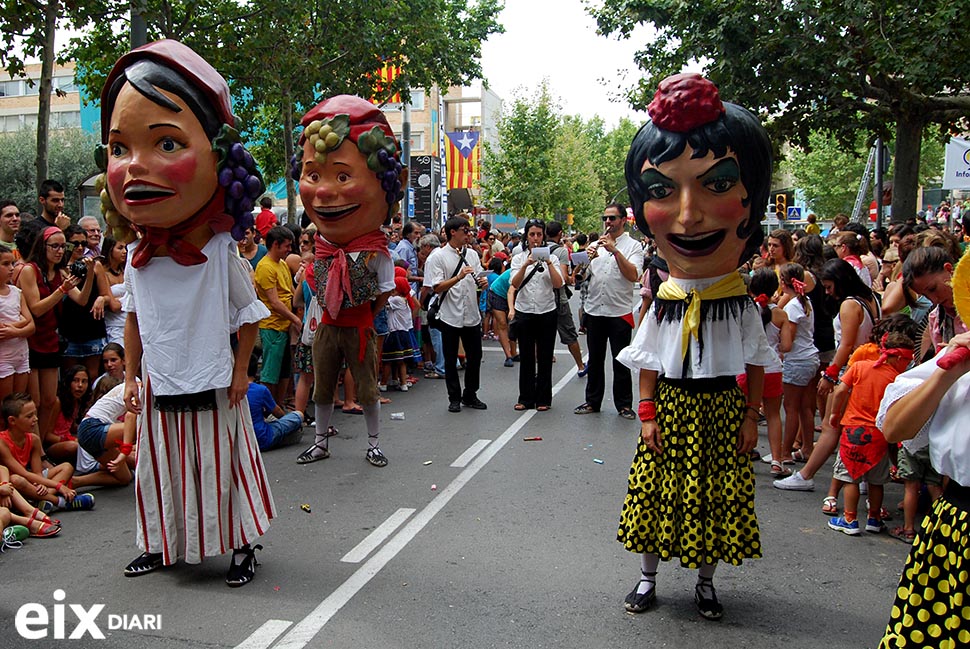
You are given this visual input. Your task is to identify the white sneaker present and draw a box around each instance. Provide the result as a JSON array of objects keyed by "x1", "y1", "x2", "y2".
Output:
[
  {"x1": 773, "y1": 471, "x2": 815, "y2": 491},
  {"x1": 400, "y1": 383, "x2": 408, "y2": 392},
  {"x1": 761, "y1": 453, "x2": 774, "y2": 464},
  {"x1": 378, "y1": 384, "x2": 387, "y2": 392}
]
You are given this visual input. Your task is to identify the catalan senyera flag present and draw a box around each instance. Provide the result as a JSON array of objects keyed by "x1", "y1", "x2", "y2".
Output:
[
  {"x1": 370, "y1": 62, "x2": 402, "y2": 104},
  {"x1": 446, "y1": 131, "x2": 480, "y2": 190}
]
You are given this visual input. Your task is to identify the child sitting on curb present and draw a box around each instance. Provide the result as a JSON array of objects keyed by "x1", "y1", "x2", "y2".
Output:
[
  {"x1": 247, "y1": 353, "x2": 305, "y2": 451},
  {"x1": 73, "y1": 377, "x2": 137, "y2": 489},
  {"x1": 0, "y1": 393, "x2": 94, "y2": 513},
  {"x1": 826, "y1": 332, "x2": 915, "y2": 535}
]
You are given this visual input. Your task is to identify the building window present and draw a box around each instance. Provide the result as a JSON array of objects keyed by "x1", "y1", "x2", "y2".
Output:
[
  {"x1": 0, "y1": 80, "x2": 21, "y2": 97},
  {"x1": 394, "y1": 131, "x2": 425, "y2": 153},
  {"x1": 53, "y1": 76, "x2": 77, "y2": 93},
  {"x1": 408, "y1": 90, "x2": 425, "y2": 111},
  {"x1": 52, "y1": 111, "x2": 80, "y2": 128}
]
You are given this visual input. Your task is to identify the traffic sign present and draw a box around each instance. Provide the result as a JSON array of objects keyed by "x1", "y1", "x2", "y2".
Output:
[{"x1": 787, "y1": 206, "x2": 802, "y2": 220}]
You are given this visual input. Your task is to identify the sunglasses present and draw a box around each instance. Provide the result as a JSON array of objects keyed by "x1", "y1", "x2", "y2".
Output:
[{"x1": 602, "y1": 214, "x2": 622, "y2": 222}]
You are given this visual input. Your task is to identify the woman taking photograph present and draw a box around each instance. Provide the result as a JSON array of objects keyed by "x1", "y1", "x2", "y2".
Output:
[
  {"x1": 60, "y1": 224, "x2": 110, "y2": 378},
  {"x1": 509, "y1": 219, "x2": 562, "y2": 411}
]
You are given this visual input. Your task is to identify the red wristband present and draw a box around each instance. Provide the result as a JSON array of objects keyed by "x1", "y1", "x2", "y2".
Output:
[
  {"x1": 117, "y1": 442, "x2": 134, "y2": 455},
  {"x1": 58, "y1": 284, "x2": 70, "y2": 294},
  {"x1": 638, "y1": 401, "x2": 657, "y2": 422},
  {"x1": 55, "y1": 481, "x2": 64, "y2": 490},
  {"x1": 823, "y1": 364, "x2": 840, "y2": 380}
]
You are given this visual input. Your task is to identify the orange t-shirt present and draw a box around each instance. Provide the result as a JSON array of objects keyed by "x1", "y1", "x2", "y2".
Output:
[
  {"x1": 839, "y1": 360, "x2": 901, "y2": 428},
  {"x1": 0, "y1": 428, "x2": 32, "y2": 468},
  {"x1": 848, "y1": 342, "x2": 880, "y2": 366}
]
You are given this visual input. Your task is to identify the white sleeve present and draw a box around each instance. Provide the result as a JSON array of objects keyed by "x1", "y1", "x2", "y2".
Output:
[
  {"x1": 228, "y1": 247, "x2": 270, "y2": 331},
  {"x1": 742, "y1": 302, "x2": 775, "y2": 367},
  {"x1": 876, "y1": 359, "x2": 941, "y2": 452},
  {"x1": 617, "y1": 304, "x2": 662, "y2": 372},
  {"x1": 122, "y1": 263, "x2": 136, "y2": 313},
  {"x1": 372, "y1": 253, "x2": 395, "y2": 293}
]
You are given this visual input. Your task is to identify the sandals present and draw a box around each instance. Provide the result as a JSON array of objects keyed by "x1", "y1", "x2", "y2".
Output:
[
  {"x1": 791, "y1": 449, "x2": 808, "y2": 462},
  {"x1": 624, "y1": 570, "x2": 657, "y2": 613},
  {"x1": 536, "y1": 405, "x2": 550, "y2": 412},
  {"x1": 770, "y1": 461, "x2": 792, "y2": 478},
  {"x1": 573, "y1": 403, "x2": 599, "y2": 415},
  {"x1": 226, "y1": 544, "x2": 262, "y2": 587},
  {"x1": 821, "y1": 496, "x2": 839, "y2": 515},
  {"x1": 618, "y1": 408, "x2": 636, "y2": 420},
  {"x1": 31, "y1": 506, "x2": 60, "y2": 527},
  {"x1": 694, "y1": 577, "x2": 723, "y2": 621},
  {"x1": 296, "y1": 443, "x2": 330, "y2": 464},
  {"x1": 325, "y1": 425, "x2": 338, "y2": 438},
  {"x1": 889, "y1": 527, "x2": 916, "y2": 543},
  {"x1": 29, "y1": 519, "x2": 61, "y2": 538},
  {"x1": 124, "y1": 552, "x2": 164, "y2": 577},
  {"x1": 366, "y1": 447, "x2": 388, "y2": 468},
  {"x1": 514, "y1": 403, "x2": 533, "y2": 411}
]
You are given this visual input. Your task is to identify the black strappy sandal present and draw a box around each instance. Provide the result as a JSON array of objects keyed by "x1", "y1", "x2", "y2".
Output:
[
  {"x1": 694, "y1": 576, "x2": 723, "y2": 621},
  {"x1": 226, "y1": 544, "x2": 263, "y2": 588},
  {"x1": 124, "y1": 552, "x2": 164, "y2": 577},
  {"x1": 624, "y1": 570, "x2": 657, "y2": 613},
  {"x1": 296, "y1": 443, "x2": 330, "y2": 464},
  {"x1": 366, "y1": 447, "x2": 388, "y2": 467}
]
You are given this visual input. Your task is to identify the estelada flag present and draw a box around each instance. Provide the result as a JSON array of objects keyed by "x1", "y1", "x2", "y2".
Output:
[
  {"x1": 446, "y1": 131, "x2": 480, "y2": 189},
  {"x1": 369, "y1": 62, "x2": 402, "y2": 105}
]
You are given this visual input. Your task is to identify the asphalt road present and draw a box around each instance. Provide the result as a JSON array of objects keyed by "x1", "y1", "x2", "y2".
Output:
[{"x1": 2, "y1": 337, "x2": 912, "y2": 649}]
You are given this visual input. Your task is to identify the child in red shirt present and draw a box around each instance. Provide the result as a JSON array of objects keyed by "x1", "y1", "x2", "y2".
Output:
[{"x1": 826, "y1": 332, "x2": 915, "y2": 535}]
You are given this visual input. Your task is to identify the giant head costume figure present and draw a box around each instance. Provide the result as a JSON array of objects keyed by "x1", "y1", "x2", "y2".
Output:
[
  {"x1": 293, "y1": 95, "x2": 406, "y2": 248},
  {"x1": 97, "y1": 39, "x2": 264, "y2": 267},
  {"x1": 625, "y1": 73, "x2": 772, "y2": 280}
]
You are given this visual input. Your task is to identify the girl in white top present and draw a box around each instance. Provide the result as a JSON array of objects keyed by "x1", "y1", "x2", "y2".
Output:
[
  {"x1": 509, "y1": 220, "x2": 563, "y2": 411},
  {"x1": 0, "y1": 248, "x2": 33, "y2": 403},
  {"x1": 744, "y1": 269, "x2": 789, "y2": 477},
  {"x1": 777, "y1": 263, "x2": 819, "y2": 464}
]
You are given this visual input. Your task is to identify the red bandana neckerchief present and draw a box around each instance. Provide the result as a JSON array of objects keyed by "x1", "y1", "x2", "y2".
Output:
[
  {"x1": 314, "y1": 230, "x2": 390, "y2": 320},
  {"x1": 129, "y1": 190, "x2": 234, "y2": 269}
]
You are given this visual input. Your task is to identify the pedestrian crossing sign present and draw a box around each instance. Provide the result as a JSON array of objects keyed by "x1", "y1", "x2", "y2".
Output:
[{"x1": 787, "y1": 206, "x2": 801, "y2": 220}]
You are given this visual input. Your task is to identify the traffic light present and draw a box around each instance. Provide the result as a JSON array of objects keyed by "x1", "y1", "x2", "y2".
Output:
[
  {"x1": 775, "y1": 193, "x2": 787, "y2": 220},
  {"x1": 566, "y1": 206, "x2": 574, "y2": 226}
]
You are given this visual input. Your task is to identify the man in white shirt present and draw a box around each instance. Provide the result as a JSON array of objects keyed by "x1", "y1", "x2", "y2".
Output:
[
  {"x1": 574, "y1": 203, "x2": 644, "y2": 420},
  {"x1": 79, "y1": 216, "x2": 103, "y2": 258},
  {"x1": 424, "y1": 216, "x2": 488, "y2": 413}
]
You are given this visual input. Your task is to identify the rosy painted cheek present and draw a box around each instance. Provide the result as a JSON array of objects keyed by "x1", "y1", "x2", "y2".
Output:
[
  {"x1": 106, "y1": 164, "x2": 126, "y2": 204},
  {"x1": 159, "y1": 156, "x2": 198, "y2": 185},
  {"x1": 644, "y1": 204, "x2": 674, "y2": 230}
]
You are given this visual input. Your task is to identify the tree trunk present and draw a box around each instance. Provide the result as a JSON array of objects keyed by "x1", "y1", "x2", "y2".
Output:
[
  {"x1": 890, "y1": 107, "x2": 925, "y2": 225},
  {"x1": 282, "y1": 93, "x2": 297, "y2": 224},
  {"x1": 34, "y1": 0, "x2": 58, "y2": 195}
]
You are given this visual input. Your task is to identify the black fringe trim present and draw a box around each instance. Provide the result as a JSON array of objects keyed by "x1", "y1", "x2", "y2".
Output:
[
  {"x1": 654, "y1": 295, "x2": 751, "y2": 364},
  {"x1": 154, "y1": 389, "x2": 218, "y2": 413}
]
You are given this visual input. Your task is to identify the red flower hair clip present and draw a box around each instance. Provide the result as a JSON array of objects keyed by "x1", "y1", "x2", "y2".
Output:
[{"x1": 647, "y1": 73, "x2": 726, "y2": 133}]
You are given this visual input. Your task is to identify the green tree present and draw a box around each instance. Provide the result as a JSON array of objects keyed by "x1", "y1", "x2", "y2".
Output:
[
  {"x1": 0, "y1": 127, "x2": 100, "y2": 221},
  {"x1": 0, "y1": 0, "x2": 107, "y2": 193},
  {"x1": 68, "y1": 0, "x2": 503, "y2": 220},
  {"x1": 589, "y1": 116, "x2": 640, "y2": 206},
  {"x1": 782, "y1": 132, "x2": 869, "y2": 218},
  {"x1": 591, "y1": 0, "x2": 970, "y2": 223}
]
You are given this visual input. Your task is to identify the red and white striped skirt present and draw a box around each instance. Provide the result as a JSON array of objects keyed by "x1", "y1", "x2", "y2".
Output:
[{"x1": 134, "y1": 382, "x2": 276, "y2": 565}]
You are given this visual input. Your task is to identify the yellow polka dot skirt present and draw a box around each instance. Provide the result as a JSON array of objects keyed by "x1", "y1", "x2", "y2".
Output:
[
  {"x1": 880, "y1": 496, "x2": 970, "y2": 648},
  {"x1": 617, "y1": 379, "x2": 761, "y2": 568}
]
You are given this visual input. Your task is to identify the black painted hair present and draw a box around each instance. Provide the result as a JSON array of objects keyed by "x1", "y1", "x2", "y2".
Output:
[{"x1": 625, "y1": 102, "x2": 772, "y2": 265}]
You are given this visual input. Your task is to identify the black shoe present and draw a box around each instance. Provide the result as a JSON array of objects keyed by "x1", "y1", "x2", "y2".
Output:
[
  {"x1": 124, "y1": 552, "x2": 164, "y2": 577},
  {"x1": 694, "y1": 578, "x2": 723, "y2": 621},
  {"x1": 624, "y1": 570, "x2": 656, "y2": 613},
  {"x1": 618, "y1": 408, "x2": 636, "y2": 420},
  {"x1": 461, "y1": 397, "x2": 488, "y2": 410},
  {"x1": 448, "y1": 401, "x2": 461, "y2": 413},
  {"x1": 226, "y1": 544, "x2": 263, "y2": 588}
]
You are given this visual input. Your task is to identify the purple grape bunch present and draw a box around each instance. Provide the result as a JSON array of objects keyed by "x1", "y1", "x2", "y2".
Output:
[
  {"x1": 217, "y1": 141, "x2": 264, "y2": 239},
  {"x1": 290, "y1": 151, "x2": 302, "y2": 182}
]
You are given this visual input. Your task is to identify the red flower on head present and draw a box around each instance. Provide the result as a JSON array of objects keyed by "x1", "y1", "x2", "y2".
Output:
[{"x1": 647, "y1": 73, "x2": 725, "y2": 133}]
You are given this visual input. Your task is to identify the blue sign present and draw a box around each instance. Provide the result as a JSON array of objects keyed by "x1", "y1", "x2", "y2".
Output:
[
  {"x1": 408, "y1": 188, "x2": 415, "y2": 218},
  {"x1": 787, "y1": 206, "x2": 802, "y2": 220}
]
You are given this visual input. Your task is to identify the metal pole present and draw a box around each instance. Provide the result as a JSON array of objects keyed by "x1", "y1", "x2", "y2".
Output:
[
  {"x1": 131, "y1": 1, "x2": 147, "y2": 48},
  {"x1": 874, "y1": 138, "x2": 884, "y2": 231},
  {"x1": 401, "y1": 102, "x2": 411, "y2": 223}
]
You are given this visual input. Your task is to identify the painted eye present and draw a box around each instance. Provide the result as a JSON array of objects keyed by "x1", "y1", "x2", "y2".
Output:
[
  {"x1": 646, "y1": 183, "x2": 672, "y2": 200},
  {"x1": 159, "y1": 137, "x2": 183, "y2": 153},
  {"x1": 304, "y1": 171, "x2": 320, "y2": 183},
  {"x1": 337, "y1": 172, "x2": 350, "y2": 182},
  {"x1": 110, "y1": 142, "x2": 128, "y2": 157},
  {"x1": 706, "y1": 177, "x2": 736, "y2": 193}
]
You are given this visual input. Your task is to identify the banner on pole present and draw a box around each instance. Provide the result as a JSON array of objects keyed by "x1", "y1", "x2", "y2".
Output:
[
  {"x1": 943, "y1": 137, "x2": 970, "y2": 190},
  {"x1": 446, "y1": 131, "x2": 480, "y2": 190}
]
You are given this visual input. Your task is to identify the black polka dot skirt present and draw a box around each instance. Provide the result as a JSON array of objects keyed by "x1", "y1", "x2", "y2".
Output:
[
  {"x1": 879, "y1": 485, "x2": 970, "y2": 648},
  {"x1": 617, "y1": 378, "x2": 762, "y2": 567}
]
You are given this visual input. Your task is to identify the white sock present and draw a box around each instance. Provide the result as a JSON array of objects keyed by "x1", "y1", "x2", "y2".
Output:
[
  {"x1": 637, "y1": 553, "x2": 659, "y2": 595},
  {"x1": 310, "y1": 403, "x2": 335, "y2": 457},
  {"x1": 697, "y1": 562, "x2": 717, "y2": 596},
  {"x1": 363, "y1": 402, "x2": 380, "y2": 450}
]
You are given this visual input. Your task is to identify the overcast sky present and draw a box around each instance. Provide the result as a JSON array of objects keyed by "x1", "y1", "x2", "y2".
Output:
[{"x1": 479, "y1": 0, "x2": 656, "y2": 128}]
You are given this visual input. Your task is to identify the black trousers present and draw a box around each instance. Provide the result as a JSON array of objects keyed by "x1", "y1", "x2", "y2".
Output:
[
  {"x1": 515, "y1": 309, "x2": 558, "y2": 408},
  {"x1": 583, "y1": 314, "x2": 633, "y2": 412},
  {"x1": 438, "y1": 321, "x2": 483, "y2": 404}
]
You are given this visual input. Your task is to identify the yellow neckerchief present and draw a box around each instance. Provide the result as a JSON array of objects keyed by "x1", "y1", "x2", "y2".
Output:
[{"x1": 656, "y1": 272, "x2": 748, "y2": 359}]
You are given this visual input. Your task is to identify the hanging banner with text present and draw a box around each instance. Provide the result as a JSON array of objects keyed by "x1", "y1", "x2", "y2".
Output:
[{"x1": 943, "y1": 137, "x2": 970, "y2": 189}]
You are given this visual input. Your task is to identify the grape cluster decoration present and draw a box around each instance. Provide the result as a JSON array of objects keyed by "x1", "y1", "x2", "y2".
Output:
[
  {"x1": 212, "y1": 124, "x2": 265, "y2": 240},
  {"x1": 356, "y1": 125, "x2": 405, "y2": 209}
]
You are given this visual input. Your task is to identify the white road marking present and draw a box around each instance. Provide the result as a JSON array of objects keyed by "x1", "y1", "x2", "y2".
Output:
[
  {"x1": 340, "y1": 507, "x2": 416, "y2": 563},
  {"x1": 450, "y1": 438, "x2": 492, "y2": 468},
  {"x1": 234, "y1": 619, "x2": 292, "y2": 649},
  {"x1": 251, "y1": 369, "x2": 577, "y2": 649}
]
